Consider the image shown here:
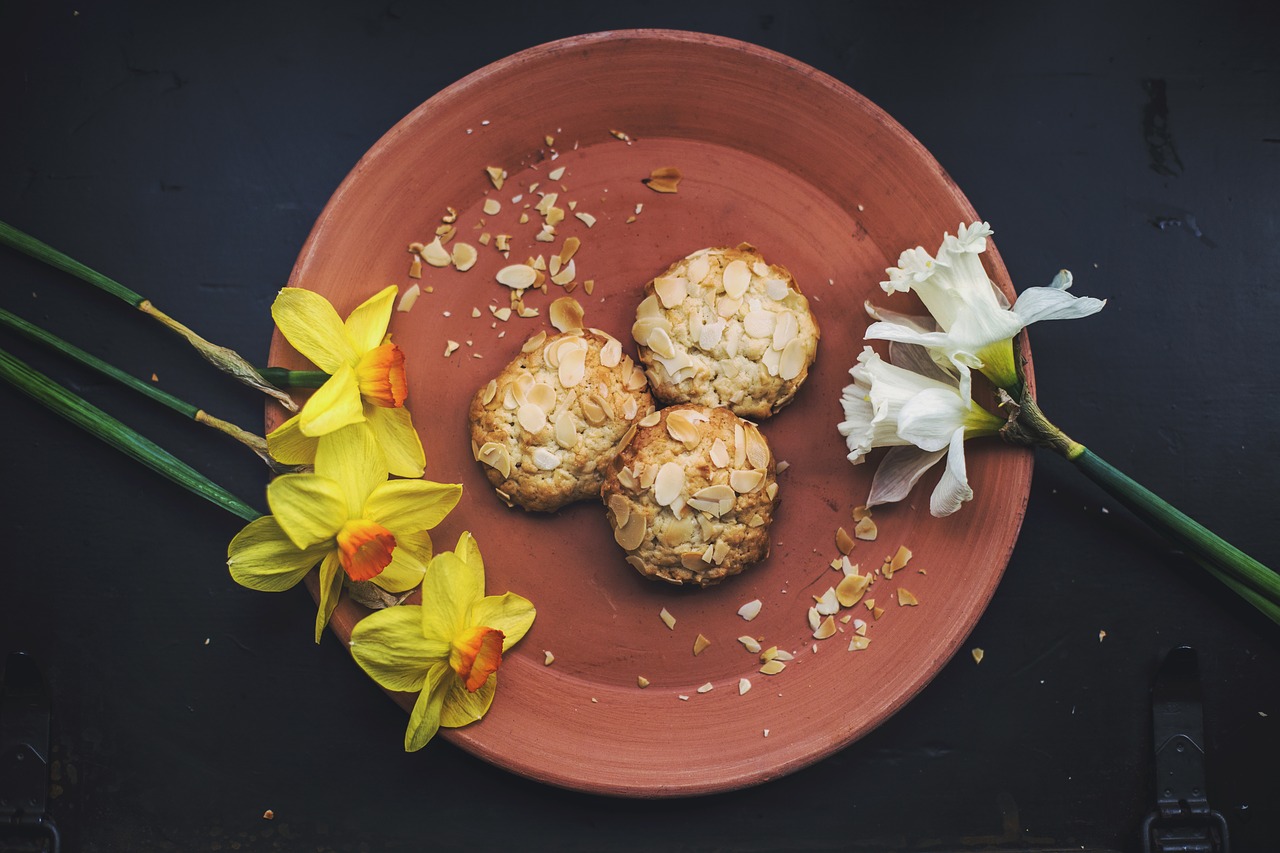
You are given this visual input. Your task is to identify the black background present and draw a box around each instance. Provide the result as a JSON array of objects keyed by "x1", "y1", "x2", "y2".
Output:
[{"x1": 1, "y1": 2, "x2": 1278, "y2": 851}]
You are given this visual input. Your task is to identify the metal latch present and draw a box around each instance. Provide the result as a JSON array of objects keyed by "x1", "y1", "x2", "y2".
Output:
[
  {"x1": 0, "y1": 652, "x2": 60, "y2": 853},
  {"x1": 1142, "y1": 645, "x2": 1228, "y2": 853}
]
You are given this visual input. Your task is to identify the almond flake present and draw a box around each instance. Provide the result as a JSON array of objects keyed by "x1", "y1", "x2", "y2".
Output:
[
  {"x1": 520, "y1": 330, "x2": 547, "y2": 353},
  {"x1": 643, "y1": 166, "x2": 682, "y2": 193},
  {"x1": 548, "y1": 166, "x2": 566, "y2": 181},
  {"x1": 653, "y1": 462, "x2": 684, "y2": 506},
  {"x1": 697, "y1": 682, "x2": 713, "y2": 694},
  {"x1": 517, "y1": 403, "x2": 548, "y2": 433},
  {"x1": 613, "y1": 511, "x2": 646, "y2": 550},
  {"x1": 558, "y1": 236, "x2": 581, "y2": 264},
  {"x1": 722, "y1": 260, "x2": 751, "y2": 299},
  {"x1": 496, "y1": 264, "x2": 538, "y2": 289},
  {"x1": 971, "y1": 648, "x2": 985, "y2": 664},
  {"x1": 836, "y1": 573, "x2": 871, "y2": 607},
  {"x1": 549, "y1": 296, "x2": 584, "y2": 331},
  {"x1": 422, "y1": 237, "x2": 452, "y2": 267},
  {"x1": 759, "y1": 659, "x2": 786, "y2": 676},
  {"x1": 835, "y1": 526, "x2": 856, "y2": 555},
  {"x1": 396, "y1": 284, "x2": 421, "y2": 313},
  {"x1": 483, "y1": 198, "x2": 501, "y2": 216},
  {"x1": 408, "y1": 255, "x2": 422, "y2": 279},
  {"x1": 854, "y1": 516, "x2": 878, "y2": 540},
  {"x1": 737, "y1": 636, "x2": 762, "y2": 654},
  {"x1": 637, "y1": 676, "x2": 650, "y2": 688},
  {"x1": 544, "y1": 650, "x2": 555, "y2": 665},
  {"x1": 485, "y1": 166, "x2": 505, "y2": 190},
  {"x1": 738, "y1": 678, "x2": 751, "y2": 695},
  {"x1": 729, "y1": 469, "x2": 764, "y2": 494},
  {"x1": 896, "y1": 587, "x2": 919, "y2": 607},
  {"x1": 887, "y1": 545, "x2": 913, "y2": 577},
  {"x1": 659, "y1": 608, "x2": 676, "y2": 630},
  {"x1": 814, "y1": 587, "x2": 840, "y2": 616},
  {"x1": 813, "y1": 615, "x2": 837, "y2": 640},
  {"x1": 848, "y1": 636, "x2": 871, "y2": 652},
  {"x1": 443, "y1": 340, "x2": 460, "y2": 357},
  {"x1": 575, "y1": 212, "x2": 596, "y2": 228},
  {"x1": 693, "y1": 634, "x2": 711, "y2": 656}
]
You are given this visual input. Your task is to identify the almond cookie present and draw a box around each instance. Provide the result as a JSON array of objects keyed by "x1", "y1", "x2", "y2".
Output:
[
  {"x1": 631, "y1": 245, "x2": 819, "y2": 419},
  {"x1": 469, "y1": 329, "x2": 655, "y2": 512},
  {"x1": 600, "y1": 404, "x2": 779, "y2": 586}
]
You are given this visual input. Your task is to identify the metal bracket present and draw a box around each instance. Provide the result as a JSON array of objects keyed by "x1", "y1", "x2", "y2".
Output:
[
  {"x1": 1142, "y1": 646, "x2": 1228, "y2": 853},
  {"x1": 0, "y1": 652, "x2": 60, "y2": 853}
]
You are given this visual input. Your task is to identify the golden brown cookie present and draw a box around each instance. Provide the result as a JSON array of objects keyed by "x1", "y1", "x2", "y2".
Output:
[
  {"x1": 600, "y1": 404, "x2": 779, "y2": 586},
  {"x1": 470, "y1": 329, "x2": 655, "y2": 512},
  {"x1": 631, "y1": 245, "x2": 819, "y2": 419}
]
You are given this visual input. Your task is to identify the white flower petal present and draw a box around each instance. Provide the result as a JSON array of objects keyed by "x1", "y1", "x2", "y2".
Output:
[
  {"x1": 929, "y1": 427, "x2": 974, "y2": 517},
  {"x1": 888, "y1": 341, "x2": 957, "y2": 385},
  {"x1": 863, "y1": 301, "x2": 936, "y2": 334},
  {"x1": 897, "y1": 388, "x2": 973, "y2": 452},
  {"x1": 1048, "y1": 269, "x2": 1073, "y2": 290},
  {"x1": 867, "y1": 446, "x2": 947, "y2": 507},
  {"x1": 1012, "y1": 286, "x2": 1107, "y2": 326}
]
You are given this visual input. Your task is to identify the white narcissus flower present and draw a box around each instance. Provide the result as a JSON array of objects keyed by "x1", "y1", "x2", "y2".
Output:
[
  {"x1": 865, "y1": 222, "x2": 1106, "y2": 389},
  {"x1": 838, "y1": 345, "x2": 1003, "y2": 517}
]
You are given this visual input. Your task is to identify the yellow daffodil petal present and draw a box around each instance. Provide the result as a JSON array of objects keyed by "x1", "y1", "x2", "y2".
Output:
[
  {"x1": 364, "y1": 479, "x2": 462, "y2": 537},
  {"x1": 265, "y1": 414, "x2": 317, "y2": 465},
  {"x1": 440, "y1": 673, "x2": 496, "y2": 729},
  {"x1": 336, "y1": 519, "x2": 396, "y2": 581},
  {"x1": 355, "y1": 343, "x2": 408, "y2": 408},
  {"x1": 420, "y1": 551, "x2": 481, "y2": 643},
  {"x1": 226, "y1": 516, "x2": 328, "y2": 592},
  {"x1": 349, "y1": 605, "x2": 448, "y2": 692},
  {"x1": 315, "y1": 424, "x2": 387, "y2": 518},
  {"x1": 364, "y1": 404, "x2": 425, "y2": 478},
  {"x1": 343, "y1": 285, "x2": 397, "y2": 355},
  {"x1": 405, "y1": 663, "x2": 451, "y2": 751},
  {"x1": 271, "y1": 287, "x2": 359, "y2": 372},
  {"x1": 449, "y1": 625, "x2": 504, "y2": 692},
  {"x1": 470, "y1": 593, "x2": 536, "y2": 652},
  {"x1": 314, "y1": 551, "x2": 346, "y2": 643},
  {"x1": 298, "y1": 364, "x2": 365, "y2": 437},
  {"x1": 267, "y1": 473, "x2": 347, "y2": 550},
  {"x1": 454, "y1": 530, "x2": 484, "y2": 577},
  {"x1": 370, "y1": 531, "x2": 430, "y2": 593}
]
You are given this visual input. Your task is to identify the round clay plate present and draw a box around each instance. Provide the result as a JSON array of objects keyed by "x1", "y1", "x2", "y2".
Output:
[{"x1": 272, "y1": 30, "x2": 1033, "y2": 797}]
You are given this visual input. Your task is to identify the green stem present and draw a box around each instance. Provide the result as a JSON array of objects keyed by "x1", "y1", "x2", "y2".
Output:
[
  {"x1": 1001, "y1": 390, "x2": 1280, "y2": 625},
  {"x1": 0, "y1": 307, "x2": 299, "y2": 471},
  {"x1": 256, "y1": 367, "x2": 330, "y2": 389},
  {"x1": 0, "y1": 219, "x2": 297, "y2": 412},
  {"x1": 0, "y1": 346, "x2": 261, "y2": 522}
]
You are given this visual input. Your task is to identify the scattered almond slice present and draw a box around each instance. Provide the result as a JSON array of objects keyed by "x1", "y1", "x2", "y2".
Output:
[
  {"x1": 549, "y1": 296, "x2": 585, "y2": 332},
  {"x1": 693, "y1": 634, "x2": 712, "y2": 656},
  {"x1": 737, "y1": 599, "x2": 762, "y2": 621},
  {"x1": 738, "y1": 678, "x2": 751, "y2": 695},
  {"x1": 887, "y1": 545, "x2": 913, "y2": 577},
  {"x1": 496, "y1": 264, "x2": 538, "y2": 289},
  {"x1": 483, "y1": 198, "x2": 501, "y2": 215},
  {"x1": 737, "y1": 636, "x2": 762, "y2": 654},
  {"x1": 659, "y1": 608, "x2": 676, "y2": 630},
  {"x1": 548, "y1": 166, "x2": 566, "y2": 181},
  {"x1": 485, "y1": 165, "x2": 506, "y2": 189},
  {"x1": 643, "y1": 166, "x2": 682, "y2": 193},
  {"x1": 896, "y1": 587, "x2": 919, "y2": 606},
  {"x1": 637, "y1": 676, "x2": 650, "y2": 688},
  {"x1": 408, "y1": 255, "x2": 422, "y2": 279},
  {"x1": 697, "y1": 682, "x2": 713, "y2": 694},
  {"x1": 836, "y1": 572, "x2": 871, "y2": 607},
  {"x1": 813, "y1": 615, "x2": 837, "y2": 640},
  {"x1": 759, "y1": 659, "x2": 786, "y2": 676},
  {"x1": 835, "y1": 526, "x2": 856, "y2": 555},
  {"x1": 848, "y1": 636, "x2": 871, "y2": 652},
  {"x1": 451, "y1": 242, "x2": 478, "y2": 272},
  {"x1": 854, "y1": 516, "x2": 878, "y2": 540},
  {"x1": 609, "y1": 129, "x2": 633, "y2": 143},
  {"x1": 443, "y1": 340, "x2": 460, "y2": 357},
  {"x1": 396, "y1": 284, "x2": 421, "y2": 313},
  {"x1": 421, "y1": 237, "x2": 452, "y2": 267},
  {"x1": 544, "y1": 650, "x2": 555, "y2": 666},
  {"x1": 971, "y1": 648, "x2": 985, "y2": 664}
]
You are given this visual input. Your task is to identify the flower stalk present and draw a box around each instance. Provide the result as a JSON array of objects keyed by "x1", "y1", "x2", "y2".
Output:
[
  {"x1": 0, "y1": 307, "x2": 297, "y2": 472},
  {"x1": 0, "y1": 346, "x2": 260, "y2": 521},
  {"x1": 1000, "y1": 383, "x2": 1280, "y2": 624},
  {"x1": 0, "y1": 219, "x2": 297, "y2": 411}
]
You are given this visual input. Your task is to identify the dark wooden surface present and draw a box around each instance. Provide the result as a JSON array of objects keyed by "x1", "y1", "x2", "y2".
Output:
[{"x1": 1, "y1": 2, "x2": 1277, "y2": 851}]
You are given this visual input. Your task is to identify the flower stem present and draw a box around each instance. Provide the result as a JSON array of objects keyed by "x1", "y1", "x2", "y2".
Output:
[
  {"x1": 0, "y1": 346, "x2": 261, "y2": 522},
  {"x1": 256, "y1": 367, "x2": 330, "y2": 389},
  {"x1": 0, "y1": 219, "x2": 297, "y2": 412},
  {"x1": 0, "y1": 307, "x2": 300, "y2": 473},
  {"x1": 1001, "y1": 390, "x2": 1280, "y2": 625}
]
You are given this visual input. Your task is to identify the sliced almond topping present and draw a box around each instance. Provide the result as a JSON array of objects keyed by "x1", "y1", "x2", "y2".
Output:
[
  {"x1": 771, "y1": 312, "x2": 799, "y2": 350},
  {"x1": 557, "y1": 344, "x2": 587, "y2": 387},
  {"x1": 549, "y1": 296, "x2": 584, "y2": 331},
  {"x1": 647, "y1": 326, "x2": 677, "y2": 359},
  {"x1": 737, "y1": 636, "x2": 762, "y2": 654},
  {"x1": 665, "y1": 410, "x2": 702, "y2": 448},
  {"x1": 517, "y1": 403, "x2": 547, "y2": 433},
  {"x1": 742, "y1": 310, "x2": 776, "y2": 339},
  {"x1": 526, "y1": 382, "x2": 557, "y2": 413},
  {"x1": 733, "y1": 423, "x2": 747, "y2": 468},
  {"x1": 653, "y1": 275, "x2": 687, "y2": 309},
  {"x1": 759, "y1": 659, "x2": 786, "y2": 676},
  {"x1": 729, "y1": 469, "x2": 764, "y2": 494},
  {"x1": 764, "y1": 278, "x2": 789, "y2": 301},
  {"x1": 598, "y1": 337, "x2": 623, "y2": 368},
  {"x1": 638, "y1": 462, "x2": 658, "y2": 490},
  {"x1": 779, "y1": 337, "x2": 807, "y2": 381},
  {"x1": 836, "y1": 573, "x2": 871, "y2": 608},
  {"x1": 627, "y1": 365, "x2": 648, "y2": 391},
  {"x1": 659, "y1": 516, "x2": 695, "y2": 548},
  {"x1": 835, "y1": 527, "x2": 856, "y2": 555},
  {"x1": 897, "y1": 587, "x2": 919, "y2": 606},
  {"x1": 737, "y1": 599, "x2": 762, "y2": 621},
  {"x1": 613, "y1": 511, "x2": 647, "y2": 551},
  {"x1": 477, "y1": 442, "x2": 511, "y2": 479},
  {"x1": 643, "y1": 166, "x2": 682, "y2": 193},
  {"x1": 744, "y1": 425, "x2": 770, "y2": 469},
  {"x1": 692, "y1": 634, "x2": 711, "y2": 656},
  {"x1": 520, "y1": 330, "x2": 548, "y2": 354},
  {"x1": 554, "y1": 410, "x2": 579, "y2": 449},
  {"x1": 747, "y1": 514, "x2": 766, "y2": 528},
  {"x1": 421, "y1": 237, "x2": 452, "y2": 267},
  {"x1": 687, "y1": 254, "x2": 711, "y2": 284},
  {"x1": 496, "y1": 264, "x2": 538, "y2": 289},
  {"x1": 607, "y1": 493, "x2": 631, "y2": 528},
  {"x1": 580, "y1": 395, "x2": 607, "y2": 426},
  {"x1": 484, "y1": 166, "x2": 505, "y2": 189},
  {"x1": 681, "y1": 551, "x2": 708, "y2": 571},
  {"x1": 715, "y1": 295, "x2": 743, "y2": 319},
  {"x1": 722, "y1": 259, "x2": 751, "y2": 299},
  {"x1": 764, "y1": 482, "x2": 779, "y2": 501},
  {"x1": 638, "y1": 411, "x2": 662, "y2": 428},
  {"x1": 481, "y1": 379, "x2": 498, "y2": 406},
  {"x1": 659, "y1": 608, "x2": 676, "y2": 630},
  {"x1": 531, "y1": 447, "x2": 560, "y2": 470},
  {"x1": 652, "y1": 462, "x2": 684, "y2": 507},
  {"x1": 708, "y1": 439, "x2": 731, "y2": 469}
]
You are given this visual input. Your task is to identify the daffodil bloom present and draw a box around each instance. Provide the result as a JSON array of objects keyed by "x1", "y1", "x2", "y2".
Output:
[
  {"x1": 865, "y1": 222, "x2": 1106, "y2": 390},
  {"x1": 227, "y1": 424, "x2": 461, "y2": 641},
  {"x1": 839, "y1": 345, "x2": 1003, "y2": 516},
  {"x1": 266, "y1": 285, "x2": 426, "y2": 478},
  {"x1": 349, "y1": 532, "x2": 536, "y2": 751}
]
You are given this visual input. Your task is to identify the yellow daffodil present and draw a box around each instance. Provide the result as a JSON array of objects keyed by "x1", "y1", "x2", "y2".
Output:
[
  {"x1": 266, "y1": 285, "x2": 426, "y2": 478},
  {"x1": 349, "y1": 532, "x2": 536, "y2": 751},
  {"x1": 227, "y1": 424, "x2": 461, "y2": 641}
]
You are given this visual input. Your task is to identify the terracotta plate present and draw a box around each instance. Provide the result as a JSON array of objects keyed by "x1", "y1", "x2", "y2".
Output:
[{"x1": 273, "y1": 30, "x2": 1033, "y2": 797}]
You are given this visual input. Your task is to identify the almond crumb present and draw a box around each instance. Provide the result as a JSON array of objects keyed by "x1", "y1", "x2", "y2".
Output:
[
  {"x1": 693, "y1": 633, "x2": 711, "y2": 656},
  {"x1": 971, "y1": 648, "x2": 985, "y2": 664},
  {"x1": 543, "y1": 650, "x2": 555, "y2": 665},
  {"x1": 637, "y1": 676, "x2": 650, "y2": 688}
]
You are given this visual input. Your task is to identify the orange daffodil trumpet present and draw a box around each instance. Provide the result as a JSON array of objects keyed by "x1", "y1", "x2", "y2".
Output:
[
  {"x1": 266, "y1": 285, "x2": 426, "y2": 478},
  {"x1": 349, "y1": 532, "x2": 536, "y2": 751},
  {"x1": 844, "y1": 221, "x2": 1106, "y2": 515},
  {"x1": 227, "y1": 424, "x2": 462, "y2": 641}
]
